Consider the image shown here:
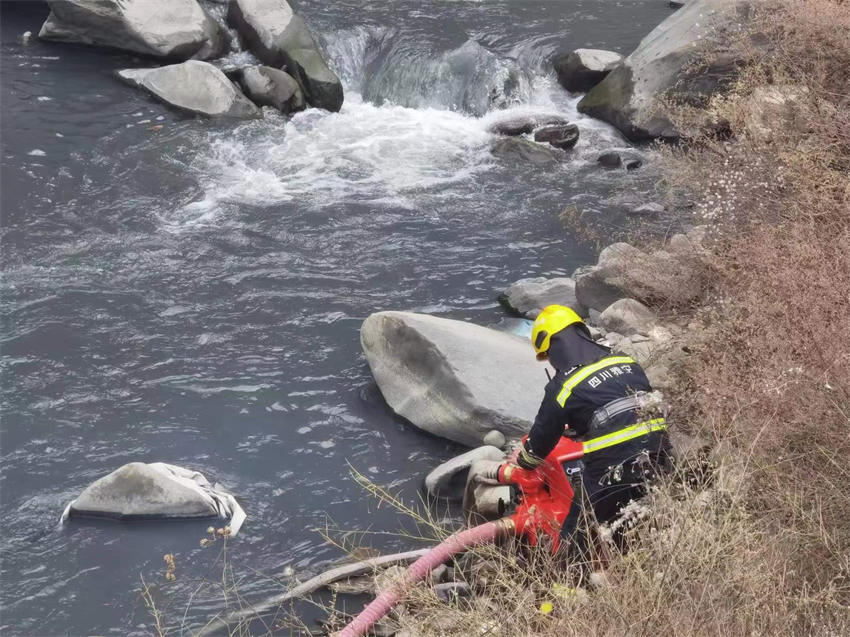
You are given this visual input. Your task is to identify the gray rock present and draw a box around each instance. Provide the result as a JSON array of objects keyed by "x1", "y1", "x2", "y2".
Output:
[
  {"x1": 238, "y1": 65, "x2": 305, "y2": 114},
  {"x1": 424, "y1": 446, "x2": 506, "y2": 498},
  {"x1": 360, "y1": 311, "x2": 551, "y2": 447},
  {"x1": 39, "y1": 0, "x2": 228, "y2": 60},
  {"x1": 487, "y1": 113, "x2": 568, "y2": 136},
  {"x1": 482, "y1": 429, "x2": 507, "y2": 449},
  {"x1": 490, "y1": 137, "x2": 560, "y2": 166},
  {"x1": 578, "y1": 0, "x2": 751, "y2": 141},
  {"x1": 598, "y1": 298, "x2": 658, "y2": 336},
  {"x1": 533, "y1": 124, "x2": 580, "y2": 150},
  {"x1": 116, "y1": 61, "x2": 261, "y2": 119},
  {"x1": 500, "y1": 277, "x2": 586, "y2": 318},
  {"x1": 629, "y1": 202, "x2": 665, "y2": 217},
  {"x1": 743, "y1": 85, "x2": 809, "y2": 144},
  {"x1": 575, "y1": 228, "x2": 708, "y2": 312},
  {"x1": 61, "y1": 462, "x2": 246, "y2": 534},
  {"x1": 625, "y1": 159, "x2": 642, "y2": 171},
  {"x1": 597, "y1": 151, "x2": 622, "y2": 168},
  {"x1": 228, "y1": 0, "x2": 343, "y2": 112},
  {"x1": 554, "y1": 48, "x2": 623, "y2": 92}
]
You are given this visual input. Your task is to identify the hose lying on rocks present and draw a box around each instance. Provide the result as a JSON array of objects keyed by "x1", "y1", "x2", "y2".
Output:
[{"x1": 338, "y1": 519, "x2": 512, "y2": 637}]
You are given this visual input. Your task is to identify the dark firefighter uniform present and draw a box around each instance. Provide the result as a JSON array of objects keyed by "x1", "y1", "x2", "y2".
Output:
[{"x1": 516, "y1": 305, "x2": 672, "y2": 540}]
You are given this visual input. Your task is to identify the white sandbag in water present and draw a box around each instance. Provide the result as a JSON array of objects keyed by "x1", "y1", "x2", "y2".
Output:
[{"x1": 60, "y1": 462, "x2": 246, "y2": 536}]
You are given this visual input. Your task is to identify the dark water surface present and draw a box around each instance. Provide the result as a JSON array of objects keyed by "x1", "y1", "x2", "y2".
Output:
[{"x1": 1, "y1": 1, "x2": 672, "y2": 634}]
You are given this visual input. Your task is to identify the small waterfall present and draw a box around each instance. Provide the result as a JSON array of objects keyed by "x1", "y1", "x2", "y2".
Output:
[{"x1": 323, "y1": 28, "x2": 534, "y2": 117}]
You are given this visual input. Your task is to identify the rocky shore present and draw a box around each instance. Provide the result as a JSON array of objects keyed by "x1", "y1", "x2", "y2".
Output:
[{"x1": 37, "y1": 0, "x2": 343, "y2": 117}]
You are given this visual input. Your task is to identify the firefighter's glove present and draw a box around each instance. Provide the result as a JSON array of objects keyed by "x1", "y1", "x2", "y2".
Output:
[
  {"x1": 498, "y1": 463, "x2": 544, "y2": 493},
  {"x1": 516, "y1": 440, "x2": 544, "y2": 471}
]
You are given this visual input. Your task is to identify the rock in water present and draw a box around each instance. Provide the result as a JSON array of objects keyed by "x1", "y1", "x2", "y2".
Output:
[
  {"x1": 487, "y1": 113, "x2": 568, "y2": 136},
  {"x1": 500, "y1": 277, "x2": 586, "y2": 319},
  {"x1": 533, "y1": 124, "x2": 580, "y2": 150},
  {"x1": 116, "y1": 61, "x2": 261, "y2": 119},
  {"x1": 238, "y1": 65, "x2": 305, "y2": 114},
  {"x1": 227, "y1": 0, "x2": 343, "y2": 112},
  {"x1": 490, "y1": 137, "x2": 560, "y2": 166},
  {"x1": 597, "y1": 151, "x2": 622, "y2": 168},
  {"x1": 553, "y1": 48, "x2": 623, "y2": 92},
  {"x1": 578, "y1": 0, "x2": 749, "y2": 141},
  {"x1": 61, "y1": 462, "x2": 246, "y2": 535},
  {"x1": 39, "y1": 0, "x2": 229, "y2": 60},
  {"x1": 360, "y1": 311, "x2": 550, "y2": 447}
]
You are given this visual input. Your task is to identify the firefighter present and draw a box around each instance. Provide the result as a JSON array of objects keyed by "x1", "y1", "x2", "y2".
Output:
[{"x1": 505, "y1": 304, "x2": 672, "y2": 546}]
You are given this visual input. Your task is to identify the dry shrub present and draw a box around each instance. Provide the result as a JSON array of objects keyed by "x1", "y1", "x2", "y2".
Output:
[{"x1": 398, "y1": 1, "x2": 850, "y2": 635}]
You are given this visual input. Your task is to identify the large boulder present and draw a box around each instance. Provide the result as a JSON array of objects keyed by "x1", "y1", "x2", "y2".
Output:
[
  {"x1": 237, "y1": 65, "x2": 306, "y2": 114},
  {"x1": 360, "y1": 311, "x2": 550, "y2": 447},
  {"x1": 61, "y1": 462, "x2": 246, "y2": 534},
  {"x1": 117, "y1": 61, "x2": 261, "y2": 119},
  {"x1": 500, "y1": 277, "x2": 586, "y2": 319},
  {"x1": 39, "y1": 0, "x2": 229, "y2": 60},
  {"x1": 554, "y1": 48, "x2": 623, "y2": 92},
  {"x1": 578, "y1": 0, "x2": 749, "y2": 141},
  {"x1": 574, "y1": 227, "x2": 708, "y2": 313},
  {"x1": 227, "y1": 0, "x2": 343, "y2": 112}
]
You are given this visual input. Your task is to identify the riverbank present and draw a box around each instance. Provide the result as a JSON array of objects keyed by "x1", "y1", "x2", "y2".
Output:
[{"x1": 386, "y1": 1, "x2": 850, "y2": 635}]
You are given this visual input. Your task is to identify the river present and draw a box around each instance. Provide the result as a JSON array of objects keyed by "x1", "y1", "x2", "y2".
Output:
[{"x1": 0, "y1": 1, "x2": 673, "y2": 634}]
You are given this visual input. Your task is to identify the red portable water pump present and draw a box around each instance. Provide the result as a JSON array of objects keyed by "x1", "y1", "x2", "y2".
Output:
[
  {"x1": 497, "y1": 434, "x2": 585, "y2": 551},
  {"x1": 337, "y1": 435, "x2": 587, "y2": 637}
]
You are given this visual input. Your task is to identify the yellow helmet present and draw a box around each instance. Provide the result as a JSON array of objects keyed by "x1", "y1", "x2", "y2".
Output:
[{"x1": 531, "y1": 305, "x2": 583, "y2": 360}]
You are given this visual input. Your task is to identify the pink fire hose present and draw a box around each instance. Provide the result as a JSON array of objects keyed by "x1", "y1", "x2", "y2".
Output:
[{"x1": 338, "y1": 519, "x2": 512, "y2": 637}]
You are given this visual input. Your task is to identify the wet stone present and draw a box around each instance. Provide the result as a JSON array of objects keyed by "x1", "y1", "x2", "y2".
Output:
[
  {"x1": 597, "y1": 151, "x2": 622, "y2": 168},
  {"x1": 533, "y1": 124, "x2": 580, "y2": 150}
]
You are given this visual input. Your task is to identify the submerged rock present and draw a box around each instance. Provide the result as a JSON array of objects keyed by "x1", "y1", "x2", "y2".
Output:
[
  {"x1": 39, "y1": 0, "x2": 229, "y2": 60},
  {"x1": 61, "y1": 462, "x2": 246, "y2": 534},
  {"x1": 228, "y1": 0, "x2": 343, "y2": 112},
  {"x1": 500, "y1": 277, "x2": 586, "y2": 319},
  {"x1": 597, "y1": 151, "x2": 622, "y2": 168},
  {"x1": 237, "y1": 65, "x2": 305, "y2": 114},
  {"x1": 553, "y1": 48, "x2": 623, "y2": 92},
  {"x1": 578, "y1": 0, "x2": 751, "y2": 141},
  {"x1": 116, "y1": 61, "x2": 261, "y2": 119},
  {"x1": 360, "y1": 311, "x2": 550, "y2": 447},
  {"x1": 490, "y1": 137, "x2": 560, "y2": 166}
]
